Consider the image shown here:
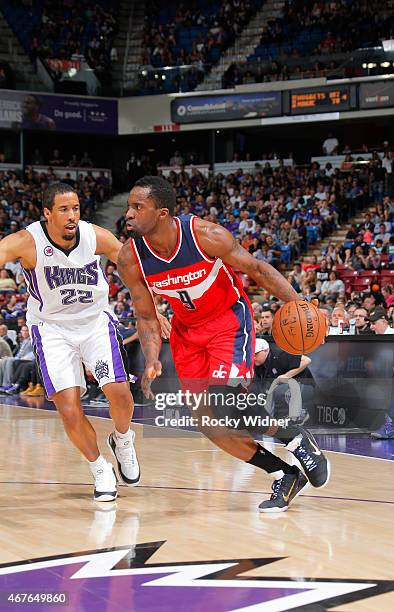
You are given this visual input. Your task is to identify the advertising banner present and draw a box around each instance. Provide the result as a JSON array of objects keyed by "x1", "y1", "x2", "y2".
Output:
[
  {"x1": 0, "y1": 90, "x2": 117, "y2": 134},
  {"x1": 359, "y1": 81, "x2": 394, "y2": 109},
  {"x1": 171, "y1": 92, "x2": 282, "y2": 124}
]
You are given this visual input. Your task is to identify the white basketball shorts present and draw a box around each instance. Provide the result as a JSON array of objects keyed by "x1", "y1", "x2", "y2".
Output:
[{"x1": 28, "y1": 310, "x2": 129, "y2": 397}]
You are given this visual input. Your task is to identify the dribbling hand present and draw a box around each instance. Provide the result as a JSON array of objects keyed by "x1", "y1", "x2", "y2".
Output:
[{"x1": 141, "y1": 361, "x2": 162, "y2": 400}]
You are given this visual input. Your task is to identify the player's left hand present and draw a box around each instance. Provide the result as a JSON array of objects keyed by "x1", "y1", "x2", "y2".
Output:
[{"x1": 141, "y1": 360, "x2": 162, "y2": 400}]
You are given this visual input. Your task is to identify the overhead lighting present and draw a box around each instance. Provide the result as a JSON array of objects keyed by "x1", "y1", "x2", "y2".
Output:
[
  {"x1": 141, "y1": 69, "x2": 148, "y2": 77},
  {"x1": 154, "y1": 73, "x2": 159, "y2": 79},
  {"x1": 367, "y1": 63, "x2": 376, "y2": 68},
  {"x1": 380, "y1": 61, "x2": 391, "y2": 68},
  {"x1": 362, "y1": 63, "x2": 367, "y2": 69},
  {"x1": 161, "y1": 75, "x2": 166, "y2": 80}
]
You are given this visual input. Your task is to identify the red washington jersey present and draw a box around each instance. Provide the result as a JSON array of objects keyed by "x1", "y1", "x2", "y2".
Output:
[{"x1": 130, "y1": 215, "x2": 245, "y2": 327}]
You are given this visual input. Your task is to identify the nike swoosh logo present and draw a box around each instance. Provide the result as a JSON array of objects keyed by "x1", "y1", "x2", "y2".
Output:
[
  {"x1": 309, "y1": 438, "x2": 322, "y2": 456},
  {"x1": 283, "y1": 480, "x2": 296, "y2": 502}
]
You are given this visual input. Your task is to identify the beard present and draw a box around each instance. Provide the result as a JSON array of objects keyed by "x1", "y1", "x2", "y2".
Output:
[
  {"x1": 127, "y1": 228, "x2": 143, "y2": 240},
  {"x1": 62, "y1": 233, "x2": 75, "y2": 242}
]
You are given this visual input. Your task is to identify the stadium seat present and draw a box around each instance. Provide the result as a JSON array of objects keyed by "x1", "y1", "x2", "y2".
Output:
[
  {"x1": 340, "y1": 270, "x2": 359, "y2": 279},
  {"x1": 359, "y1": 270, "x2": 380, "y2": 278}
]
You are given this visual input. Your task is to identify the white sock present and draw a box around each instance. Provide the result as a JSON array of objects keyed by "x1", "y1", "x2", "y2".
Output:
[
  {"x1": 115, "y1": 427, "x2": 132, "y2": 442},
  {"x1": 89, "y1": 454, "x2": 107, "y2": 475},
  {"x1": 271, "y1": 470, "x2": 284, "y2": 481}
]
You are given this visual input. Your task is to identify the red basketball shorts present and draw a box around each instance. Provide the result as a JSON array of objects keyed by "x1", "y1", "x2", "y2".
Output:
[{"x1": 169, "y1": 295, "x2": 255, "y2": 393}]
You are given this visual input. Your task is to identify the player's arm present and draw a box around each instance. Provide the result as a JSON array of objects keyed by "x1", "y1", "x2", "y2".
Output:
[
  {"x1": 277, "y1": 355, "x2": 311, "y2": 382},
  {"x1": 0, "y1": 230, "x2": 36, "y2": 269},
  {"x1": 117, "y1": 240, "x2": 162, "y2": 399},
  {"x1": 93, "y1": 224, "x2": 122, "y2": 264},
  {"x1": 94, "y1": 224, "x2": 172, "y2": 339},
  {"x1": 194, "y1": 219, "x2": 299, "y2": 303}
]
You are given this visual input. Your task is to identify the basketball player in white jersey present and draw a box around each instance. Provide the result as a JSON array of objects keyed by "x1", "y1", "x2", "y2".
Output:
[{"x1": 0, "y1": 182, "x2": 142, "y2": 502}]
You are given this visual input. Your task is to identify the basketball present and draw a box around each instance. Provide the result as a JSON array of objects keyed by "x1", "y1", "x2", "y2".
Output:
[{"x1": 272, "y1": 299, "x2": 327, "y2": 355}]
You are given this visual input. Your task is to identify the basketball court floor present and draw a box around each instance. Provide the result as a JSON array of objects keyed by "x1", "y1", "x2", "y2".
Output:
[{"x1": 0, "y1": 398, "x2": 393, "y2": 611}]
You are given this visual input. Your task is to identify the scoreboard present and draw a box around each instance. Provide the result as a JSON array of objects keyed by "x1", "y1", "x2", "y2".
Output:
[{"x1": 290, "y1": 86, "x2": 352, "y2": 114}]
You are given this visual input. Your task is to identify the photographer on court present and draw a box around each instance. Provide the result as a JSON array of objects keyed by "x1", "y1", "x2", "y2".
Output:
[{"x1": 251, "y1": 338, "x2": 315, "y2": 426}]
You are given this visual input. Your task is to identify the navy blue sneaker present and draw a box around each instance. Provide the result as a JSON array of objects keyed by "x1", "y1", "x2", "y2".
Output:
[
  {"x1": 259, "y1": 469, "x2": 308, "y2": 513},
  {"x1": 286, "y1": 428, "x2": 330, "y2": 488}
]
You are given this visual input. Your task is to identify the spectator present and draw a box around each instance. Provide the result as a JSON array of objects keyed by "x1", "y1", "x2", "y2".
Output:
[
  {"x1": 80, "y1": 152, "x2": 94, "y2": 167},
  {"x1": 320, "y1": 270, "x2": 345, "y2": 300},
  {"x1": 0, "y1": 325, "x2": 34, "y2": 393},
  {"x1": 353, "y1": 308, "x2": 373, "y2": 335},
  {"x1": 364, "y1": 247, "x2": 381, "y2": 270},
  {"x1": 0, "y1": 334, "x2": 12, "y2": 358},
  {"x1": 382, "y1": 284, "x2": 394, "y2": 308},
  {"x1": 258, "y1": 308, "x2": 273, "y2": 336},
  {"x1": 0, "y1": 324, "x2": 16, "y2": 351},
  {"x1": 374, "y1": 223, "x2": 391, "y2": 244},
  {"x1": 169, "y1": 151, "x2": 184, "y2": 167},
  {"x1": 366, "y1": 307, "x2": 394, "y2": 334},
  {"x1": 345, "y1": 246, "x2": 365, "y2": 271},
  {"x1": 322, "y1": 133, "x2": 339, "y2": 156},
  {"x1": 328, "y1": 307, "x2": 346, "y2": 335},
  {"x1": 0, "y1": 270, "x2": 17, "y2": 293}
]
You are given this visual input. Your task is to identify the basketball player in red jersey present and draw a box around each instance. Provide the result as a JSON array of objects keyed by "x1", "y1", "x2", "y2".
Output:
[{"x1": 118, "y1": 177, "x2": 330, "y2": 512}]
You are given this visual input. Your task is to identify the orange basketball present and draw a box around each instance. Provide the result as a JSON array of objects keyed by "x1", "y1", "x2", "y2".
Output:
[{"x1": 272, "y1": 299, "x2": 327, "y2": 355}]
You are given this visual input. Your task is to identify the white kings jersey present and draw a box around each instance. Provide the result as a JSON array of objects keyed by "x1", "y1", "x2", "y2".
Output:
[{"x1": 24, "y1": 220, "x2": 110, "y2": 326}]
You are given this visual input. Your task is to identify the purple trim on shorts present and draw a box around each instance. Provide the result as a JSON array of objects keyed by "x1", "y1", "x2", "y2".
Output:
[
  {"x1": 105, "y1": 310, "x2": 118, "y2": 325},
  {"x1": 105, "y1": 313, "x2": 127, "y2": 382},
  {"x1": 31, "y1": 325, "x2": 56, "y2": 397},
  {"x1": 30, "y1": 270, "x2": 44, "y2": 312}
]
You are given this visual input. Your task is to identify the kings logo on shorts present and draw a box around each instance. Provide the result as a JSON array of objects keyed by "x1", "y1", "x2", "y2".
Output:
[{"x1": 95, "y1": 359, "x2": 110, "y2": 381}]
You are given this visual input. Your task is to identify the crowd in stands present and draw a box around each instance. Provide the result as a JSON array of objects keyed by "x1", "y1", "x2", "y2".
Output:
[
  {"x1": 142, "y1": 0, "x2": 258, "y2": 68},
  {"x1": 139, "y1": 0, "x2": 261, "y2": 93},
  {"x1": 1, "y1": 0, "x2": 118, "y2": 85},
  {"x1": 223, "y1": 0, "x2": 394, "y2": 87},
  {"x1": 0, "y1": 166, "x2": 110, "y2": 235},
  {"x1": 222, "y1": 58, "x2": 342, "y2": 87}
]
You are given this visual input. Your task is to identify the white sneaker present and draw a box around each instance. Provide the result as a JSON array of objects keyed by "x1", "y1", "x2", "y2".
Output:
[
  {"x1": 93, "y1": 462, "x2": 118, "y2": 502},
  {"x1": 107, "y1": 430, "x2": 140, "y2": 486}
]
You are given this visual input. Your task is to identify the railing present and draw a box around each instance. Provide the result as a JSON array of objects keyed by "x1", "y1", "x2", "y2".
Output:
[
  {"x1": 30, "y1": 165, "x2": 112, "y2": 184},
  {"x1": 121, "y1": 0, "x2": 136, "y2": 97}
]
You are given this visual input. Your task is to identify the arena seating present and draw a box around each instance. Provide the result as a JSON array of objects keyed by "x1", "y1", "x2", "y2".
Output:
[
  {"x1": 223, "y1": 0, "x2": 394, "y2": 86},
  {"x1": 1, "y1": 0, "x2": 118, "y2": 80},
  {"x1": 138, "y1": 0, "x2": 264, "y2": 94}
]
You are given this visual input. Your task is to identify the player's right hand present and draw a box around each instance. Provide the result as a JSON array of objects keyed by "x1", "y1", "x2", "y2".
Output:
[{"x1": 141, "y1": 361, "x2": 162, "y2": 400}]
